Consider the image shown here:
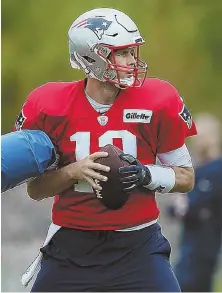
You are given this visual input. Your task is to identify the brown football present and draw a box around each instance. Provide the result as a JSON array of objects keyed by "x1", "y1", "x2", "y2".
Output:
[{"x1": 94, "y1": 144, "x2": 131, "y2": 210}]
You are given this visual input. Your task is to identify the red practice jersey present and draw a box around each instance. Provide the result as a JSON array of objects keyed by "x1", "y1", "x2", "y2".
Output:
[{"x1": 15, "y1": 78, "x2": 197, "y2": 230}]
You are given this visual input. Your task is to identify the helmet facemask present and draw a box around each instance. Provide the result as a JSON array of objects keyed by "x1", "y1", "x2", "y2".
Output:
[{"x1": 96, "y1": 44, "x2": 147, "y2": 89}]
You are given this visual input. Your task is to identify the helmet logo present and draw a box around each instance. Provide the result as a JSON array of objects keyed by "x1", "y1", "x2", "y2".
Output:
[{"x1": 73, "y1": 18, "x2": 112, "y2": 40}]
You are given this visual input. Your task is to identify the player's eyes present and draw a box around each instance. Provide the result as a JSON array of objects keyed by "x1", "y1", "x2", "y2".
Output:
[
  {"x1": 123, "y1": 50, "x2": 134, "y2": 56},
  {"x1": 118, "y1": 51, "x2": 128, "y2": 56},
  {"x1": 115, "y1": 49, "x2": 135, "y2": 57}
]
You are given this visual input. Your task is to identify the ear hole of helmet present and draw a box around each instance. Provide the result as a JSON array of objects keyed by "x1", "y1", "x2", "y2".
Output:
[{"x1": 96, "y1": 45, "x2": 111, "y2": 58}]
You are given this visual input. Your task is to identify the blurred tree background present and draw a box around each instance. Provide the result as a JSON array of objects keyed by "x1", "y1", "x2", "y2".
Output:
[
  {"x1": 2, "y1": 0, "x2": 222, "y2": 292},
  {"x1": 2, "y1": 0, "x2": 222, "y2": 133}
]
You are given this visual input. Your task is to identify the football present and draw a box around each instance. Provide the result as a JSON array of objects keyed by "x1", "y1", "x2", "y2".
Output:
[{"x1": 94, "y1": 144, "x2": 131, "y2": 210}]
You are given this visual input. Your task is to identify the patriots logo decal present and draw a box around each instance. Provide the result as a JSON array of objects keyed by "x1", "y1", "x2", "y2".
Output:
[
  {"x1": 73, "y1": 18, "x2": 112, "y2": 40},
  {"x1": 179, "y1": 105, "x2": 192, "y2": 129}
]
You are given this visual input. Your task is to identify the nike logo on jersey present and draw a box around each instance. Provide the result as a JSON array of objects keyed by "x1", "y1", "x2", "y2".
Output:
[{"x1": 123, "y1": 110, "x2": 153, "y2": 123}]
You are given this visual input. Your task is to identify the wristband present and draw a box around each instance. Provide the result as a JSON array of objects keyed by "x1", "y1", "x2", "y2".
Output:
[{"x1": 144, "y1": 165, "x2": 176, "y2": 193}]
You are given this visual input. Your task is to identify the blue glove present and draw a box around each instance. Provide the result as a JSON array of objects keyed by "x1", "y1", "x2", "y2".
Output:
[{"x1": 118, "y1": 153, "x2": 151, "y2": 192}]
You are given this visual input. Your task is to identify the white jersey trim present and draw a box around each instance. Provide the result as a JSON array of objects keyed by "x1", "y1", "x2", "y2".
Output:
[
  {"x1": 157, "y1": 144, "x2": 193, "y2": 168},
  {"x1": 116, "y1": 219, "x2": 158, "y2": 232}
]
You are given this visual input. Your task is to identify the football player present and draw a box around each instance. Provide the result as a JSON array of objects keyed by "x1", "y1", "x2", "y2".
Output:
[{"x1": 16, "y1": 8, "x2": 197, "y2": 292}]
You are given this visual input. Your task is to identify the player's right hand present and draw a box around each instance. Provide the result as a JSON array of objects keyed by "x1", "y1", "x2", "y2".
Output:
[{"x1": 69, "y1": 152, "x2": 110, "y2": 190}]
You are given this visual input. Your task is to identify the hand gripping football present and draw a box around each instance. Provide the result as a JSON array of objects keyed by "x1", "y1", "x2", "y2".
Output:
[{"x1": 94, "y1": 144, "x2": 131, "y2": 210}]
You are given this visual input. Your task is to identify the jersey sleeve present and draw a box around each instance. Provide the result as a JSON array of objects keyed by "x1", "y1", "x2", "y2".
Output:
[
  {"x1": 157, "y1": 89, "x2": 197, "y2": 154},
  {"x1": 14, "y1": 87, "x2": 44, "y2": 131}
]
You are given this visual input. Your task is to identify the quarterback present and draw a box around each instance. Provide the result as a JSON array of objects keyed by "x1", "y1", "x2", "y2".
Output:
[{"x1": 16, "y1": 8, "x2": 196, "y2": 292}]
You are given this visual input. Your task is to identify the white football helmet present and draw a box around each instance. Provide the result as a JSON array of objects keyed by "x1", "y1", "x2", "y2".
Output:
[{"x1": 68, "y1": 8, "x2": 147, "y2": 89}]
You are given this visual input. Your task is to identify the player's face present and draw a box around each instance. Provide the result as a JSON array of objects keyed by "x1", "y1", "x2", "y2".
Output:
[{"x1": 111, "y1": 47, "x2": 137, "y2": 79}]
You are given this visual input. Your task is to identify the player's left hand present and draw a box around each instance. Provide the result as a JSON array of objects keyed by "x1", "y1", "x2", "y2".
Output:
[{"x1": 118, "y1": 154, "x2": 151, "y2": 192}]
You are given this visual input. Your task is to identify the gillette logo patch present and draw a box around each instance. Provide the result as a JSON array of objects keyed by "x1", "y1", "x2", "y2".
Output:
[{"x1": 123, "y1": 109, "x2": 153, "y2": 123}]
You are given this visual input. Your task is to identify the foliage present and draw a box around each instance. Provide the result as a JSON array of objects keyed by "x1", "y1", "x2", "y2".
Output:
[{"x1": 2, "y1": 0, "x2": 222, "y2": 133}]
